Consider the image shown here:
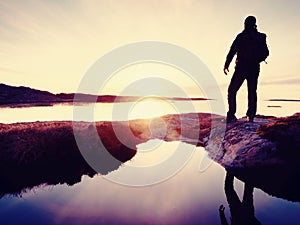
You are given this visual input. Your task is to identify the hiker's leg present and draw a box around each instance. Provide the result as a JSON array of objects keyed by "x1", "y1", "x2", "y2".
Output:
[
  {"x1": 246, "y1": 65, "x2": 260, "y2": 118},
  {"x1": 224, "y1": 172, "x2": 241, "y2": 220},
  {"x1": 227, "y1": 68, "x2": 245, "y2": 118},
  {"x1": 242, "y1": 183, "x2": 255, "y2": 217}
]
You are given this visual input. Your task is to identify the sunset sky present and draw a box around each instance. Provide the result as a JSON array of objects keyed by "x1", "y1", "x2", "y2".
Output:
[{"x1": 0, "y1": 0, "x2": 299, "y2": 100}]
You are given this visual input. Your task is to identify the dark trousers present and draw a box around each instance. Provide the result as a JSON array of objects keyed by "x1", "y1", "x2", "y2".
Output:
[
  {"x1": 224, "y1": 172, "x2": 258, "y2": 225},
  {"x1": 227, "y1": 63, "x2": 260, "y2": 118}
]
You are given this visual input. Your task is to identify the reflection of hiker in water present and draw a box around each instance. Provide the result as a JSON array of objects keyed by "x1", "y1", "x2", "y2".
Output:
[
  {"x1": 224, "y1": 16, "x2": 269, "y2": 123},
  {"x1": 219, "y1": 172, "x2": 261, "y2": 225}
]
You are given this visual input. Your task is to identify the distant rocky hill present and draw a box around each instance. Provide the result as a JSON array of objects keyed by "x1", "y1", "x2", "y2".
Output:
[
  {"x1": 0, "y1": 83, "x2": 128, "y2": 106},
  {"x1": 0, "y1": 83, "x2": 61, "y2": 105},
  {"x1": 0, "y1": 83, "x2": 209, "y2": 106}
]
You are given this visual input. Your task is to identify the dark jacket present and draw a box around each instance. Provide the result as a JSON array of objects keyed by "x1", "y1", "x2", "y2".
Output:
[{"x1": 225, "y1": 29, "x2": 269, "y2": 69}]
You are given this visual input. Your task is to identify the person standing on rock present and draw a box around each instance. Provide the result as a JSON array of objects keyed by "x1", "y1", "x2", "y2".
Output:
[{"x1": 224, "y1": 16, "x2": 269, "y2": 122}]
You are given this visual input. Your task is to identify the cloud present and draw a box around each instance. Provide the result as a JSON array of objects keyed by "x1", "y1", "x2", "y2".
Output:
[
  {"x1": 261, "y1": 78, "x2": 300, "y2": 85},
  {"x1": 0, "y1": 67, "x2": 24, "y2": 74}
]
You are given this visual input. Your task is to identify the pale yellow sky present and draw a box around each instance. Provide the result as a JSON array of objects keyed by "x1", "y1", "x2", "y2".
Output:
[{"x1": 0, "y1": 0, "x2": 299, "y2": 99}]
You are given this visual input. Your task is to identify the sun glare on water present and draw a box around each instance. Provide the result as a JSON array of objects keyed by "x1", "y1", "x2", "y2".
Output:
[
  {"x1": 112, "y1": 97, "x2": 180, "y2": 167},
  {"x1": 128, "y1": 97, "x2": 178, "y2": 119}
]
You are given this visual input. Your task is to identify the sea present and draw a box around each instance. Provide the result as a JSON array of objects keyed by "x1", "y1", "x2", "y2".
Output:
[{"x1": 0, "y1": 96, "x2": 299, "y2": 225}]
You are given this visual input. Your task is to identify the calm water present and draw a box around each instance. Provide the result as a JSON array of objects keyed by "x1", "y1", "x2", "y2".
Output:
[{"x1": 0, "y1": 99, "x2": 300, "y2": 225}]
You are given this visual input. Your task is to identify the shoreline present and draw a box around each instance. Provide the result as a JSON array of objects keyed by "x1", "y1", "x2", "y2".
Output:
[
  {"x1": 0, "y1": 97, "x2": 211, "y2": 108},
  {"x1": 0, "y1": 112, "x2": 300, "y2": 202}
]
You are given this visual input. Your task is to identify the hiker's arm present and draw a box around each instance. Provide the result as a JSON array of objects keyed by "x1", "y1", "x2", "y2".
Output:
[
  {"x1": 224, "y1": 35, "x2": 240, "y2": 73},
  {"x1": 219, "y1": 205, "x2": 229, "y2": 225}
]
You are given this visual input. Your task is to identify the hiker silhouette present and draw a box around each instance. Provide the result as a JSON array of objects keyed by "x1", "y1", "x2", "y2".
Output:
[
  {"x1": 224, "y1": 16, "x2": 269, "y2": 123},
  {"x1": 219, "y1": 172, "x2": 262, "y2": 225}
]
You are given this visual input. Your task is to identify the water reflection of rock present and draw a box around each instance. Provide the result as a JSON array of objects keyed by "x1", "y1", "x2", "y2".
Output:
[
  {"x1": 1, "y1": 112, "x2": 300, "y2": 203},
  {"x1": 0, "y1": 121, "x2": 138, "y2": 197},
  {"x1": 152, "y1": 113, "x2": 300, "y2": 203},
  {"x1": 207, "y1": 113, "x2": 300, "y2": 203}
]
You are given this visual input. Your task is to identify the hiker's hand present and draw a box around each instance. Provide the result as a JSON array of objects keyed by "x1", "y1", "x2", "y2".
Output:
[
  {"x1": 219, "y1": 205, "x2": 225, "y2": 213},
  {"x1": 223, "y1": 67, "x2": 229, "y2": 75}
]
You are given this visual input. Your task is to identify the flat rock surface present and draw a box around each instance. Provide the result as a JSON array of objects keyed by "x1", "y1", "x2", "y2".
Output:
[
  {"x1": 206, "y1": 117, "x2": 280, "y2": 169},
  {"x1": 147, "y1": 113, "x2": 300, "y2": 171}
]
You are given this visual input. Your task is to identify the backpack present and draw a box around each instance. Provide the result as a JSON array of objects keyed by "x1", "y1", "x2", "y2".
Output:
[
  {"x1": 238, "y1": 31, "x2": 269, "y2": 63},
  {"x1": 255, "y1": 32, "x2": 269, "y2": 63}
]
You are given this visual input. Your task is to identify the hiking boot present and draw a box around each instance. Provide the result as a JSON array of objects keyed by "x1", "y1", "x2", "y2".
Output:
[
  {"x1": 246, "y1": 116, "x2": 254, "y2": 122},
  {"x1": 226, "y1": 115, "x2": 237, "y2": 123}
]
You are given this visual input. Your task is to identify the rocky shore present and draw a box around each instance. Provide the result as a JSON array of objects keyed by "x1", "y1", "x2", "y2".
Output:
[{"x1": 0, "y1": 112, "x2": 299, "y2": 201}]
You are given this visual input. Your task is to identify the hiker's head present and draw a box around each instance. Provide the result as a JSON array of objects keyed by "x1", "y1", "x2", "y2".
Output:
[{"x1": 244, "y1": 16, "x2": 257, "y2": 30}]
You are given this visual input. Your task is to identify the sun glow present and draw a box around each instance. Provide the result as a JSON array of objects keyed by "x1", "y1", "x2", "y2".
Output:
[{"x1": 128, "y1": 97, "x2": 177, "y2": 119}]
